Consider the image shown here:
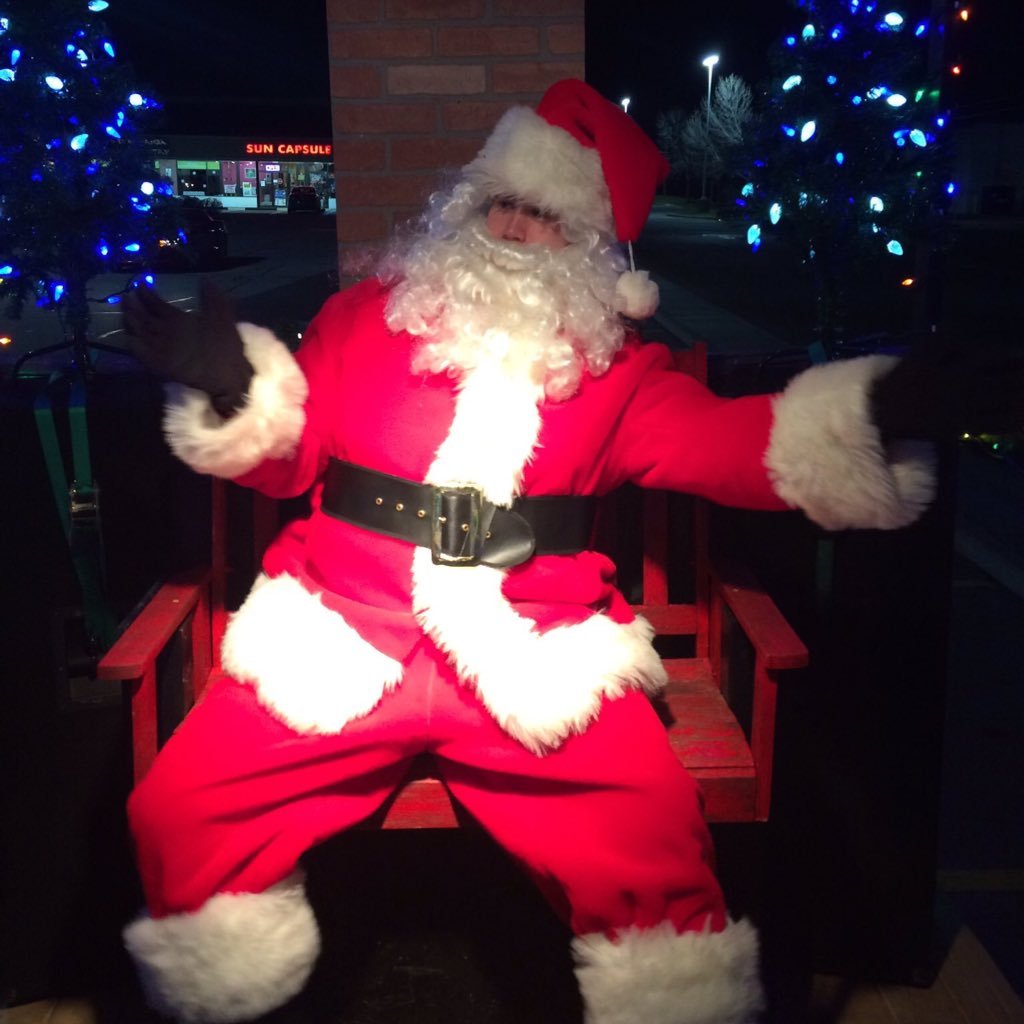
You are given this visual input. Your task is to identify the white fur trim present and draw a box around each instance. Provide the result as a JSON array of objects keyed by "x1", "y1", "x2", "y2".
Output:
[
  {"x1": 123, "y1": 873, "x2": 319, "y2": 1023},
  {"x1": 465, "y1": 105, "x2": 614, "y2": 238},
  {"x1": 765, "y1": 355, "x2": 937, "y2": 531},
  {"x1": 163, "y1": 323, "x2": 308, "y2": 479},
  {"x1": 222, "y1": 573, "x2": 403, "y2": 734},
  {"x1": 414, "y1": 549, "x2": 666, "y2": 754},
  {"x1": 614, "y1": 270, "x2": 660, "y2": 320},
  {"x1": 426, "y1": 360, "x2": 544, "y2": 505},
  {"x1": 573, "y1": 918, "x2": 763, "y2": 1024},
  {"x1": 412, "y1": 361, "x2": 666, "y2": 754}
]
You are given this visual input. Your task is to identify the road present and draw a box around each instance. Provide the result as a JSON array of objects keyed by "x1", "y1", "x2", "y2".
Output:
[
  {"x1": 640, "y1": 206, "x2": 1024, "y2": 356},
  {"x1": 1, "y1": 211, "x2": 339, "y2": 377}
]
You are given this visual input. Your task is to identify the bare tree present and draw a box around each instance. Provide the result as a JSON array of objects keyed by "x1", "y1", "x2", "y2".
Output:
[
  {"x1": 709, "y1": 74, "x2": 754, "y2": 149},
  {"x1": 655, "y1": 73, "x2": 754, "y2": 195}
]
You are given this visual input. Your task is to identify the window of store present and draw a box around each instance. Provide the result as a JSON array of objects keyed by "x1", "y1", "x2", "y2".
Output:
[{"x1": 176, "y1": 160, "x2": 224, "y2": 198}]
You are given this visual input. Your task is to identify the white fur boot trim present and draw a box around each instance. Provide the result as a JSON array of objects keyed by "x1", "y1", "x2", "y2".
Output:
[
  {"x1": 222, "y1": 573, "x2": 403, "y2": 734},
  {"x1": 164, "y1": 323, "x2": 308, "y2": 479},
  {"x1": 123, "y1": 873, "x2": 320, "y2": 1023},
  {"x1": 765, "y1": 355, "x2": 936, "y2": 531},
  {"x1": 573, "y1": 918, "x2": 763, "y2": 1024}
]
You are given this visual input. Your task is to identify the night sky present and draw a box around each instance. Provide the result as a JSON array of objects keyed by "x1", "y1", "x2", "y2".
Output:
[{"x1": 103, "y1": 0, "x2": 1021, "y2": 141}]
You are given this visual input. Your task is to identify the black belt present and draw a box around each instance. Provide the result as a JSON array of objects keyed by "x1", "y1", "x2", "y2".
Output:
[{"x1": 321, "y1": 459, "x2": 596, "y2": 568}]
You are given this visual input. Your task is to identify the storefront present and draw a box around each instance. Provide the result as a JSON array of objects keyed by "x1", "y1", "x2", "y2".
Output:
[{"x1": 145, "y1": 135, "x2": 336, "y2": 211}]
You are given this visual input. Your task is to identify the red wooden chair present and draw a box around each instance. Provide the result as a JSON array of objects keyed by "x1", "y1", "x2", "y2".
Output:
[{"x1": 97, "y1": 345, "x2": 807, "y2": 825}]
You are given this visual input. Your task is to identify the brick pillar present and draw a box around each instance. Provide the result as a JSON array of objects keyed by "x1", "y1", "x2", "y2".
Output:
[{"x1": 326, "y1": 0, "x2": 585, "y2": 280}]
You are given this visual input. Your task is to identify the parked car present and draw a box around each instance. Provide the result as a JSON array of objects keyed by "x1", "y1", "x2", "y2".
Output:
[
  {"x1": 287, "y1": 186, "x2": 324, "y2": 214},
  {"x1": 121, "y1": 197, "x2": 228, "y2": 271}
]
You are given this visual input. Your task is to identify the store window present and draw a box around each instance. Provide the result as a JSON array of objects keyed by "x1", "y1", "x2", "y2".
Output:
[
  {"x1": 176, "y1": 160, "x2": 224, "y2": 198},
  {"x1": 258, "y1": 161, "x2": 286, "y2": 208}
]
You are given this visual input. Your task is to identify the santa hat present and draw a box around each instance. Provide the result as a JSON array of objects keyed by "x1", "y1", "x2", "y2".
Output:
[{"x1": 463, "y1": 78, "x2": 670, "y2": 319}]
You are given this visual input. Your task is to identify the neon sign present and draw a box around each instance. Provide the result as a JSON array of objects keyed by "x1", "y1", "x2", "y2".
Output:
[{"x1": 244, "y1": 142, "x2": 332, "y2": 156}]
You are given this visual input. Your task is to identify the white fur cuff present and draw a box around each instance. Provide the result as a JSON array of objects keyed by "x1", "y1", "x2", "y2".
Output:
[
  {"x1": 573, "y1": 918, "x2": 763, "y2": 1024},
  {"x1": 765, "y1": 355, "x2": 936, "y2": 531},
  {"x1": 123, "y1": 873, "x2": 320, "y2": 1023},
  {"x1": 163, "y1": 323, "x2": 309, "y2": 479}
]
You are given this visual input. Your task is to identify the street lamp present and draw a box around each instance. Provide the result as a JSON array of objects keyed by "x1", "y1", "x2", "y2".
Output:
[
  {"x1": 700, "y1": 53, "x2": 719, "y2": 201},
  {"x1": 620, "y1": 97, "x2": 631, "y2": 114}
]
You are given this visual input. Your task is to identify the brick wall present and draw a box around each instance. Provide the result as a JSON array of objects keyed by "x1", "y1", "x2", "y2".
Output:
[{"x1": 326, "y1": 0, "x2": 585, "y2": 278}]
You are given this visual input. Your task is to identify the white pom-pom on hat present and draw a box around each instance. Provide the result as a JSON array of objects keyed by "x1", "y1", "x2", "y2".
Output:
[{"x1": 614, "y1": 269, "x2": 660, "y2": 320}]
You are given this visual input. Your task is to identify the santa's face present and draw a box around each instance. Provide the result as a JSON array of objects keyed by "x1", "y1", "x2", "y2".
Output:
[
  {"x1": 383, "y1": 184, "x2": 626, "y2": 401},
  {"x1": 485, "y1": 196, "x2": 568, "y2": 250}
]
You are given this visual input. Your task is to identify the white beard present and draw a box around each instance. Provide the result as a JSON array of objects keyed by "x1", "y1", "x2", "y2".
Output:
[{"x1": 384, "y1": 216, "x2": 626, "y2": 401}]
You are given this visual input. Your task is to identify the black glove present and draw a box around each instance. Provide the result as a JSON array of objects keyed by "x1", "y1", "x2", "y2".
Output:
[
  {"x1": 870, "y1": 345, "x2": 1024, "y2": 442},
  {"x1": 123, "y1": 281, "x2": 254, "y2": 418}
]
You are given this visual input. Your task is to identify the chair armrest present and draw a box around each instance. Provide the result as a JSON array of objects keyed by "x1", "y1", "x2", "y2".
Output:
[
  {"x1": 709, "y1": 556, "x2": 808, "y2": 670},
  {"x1": 97, "y1": 566, "x2": 212, "y2": 681},
  {"x1": 707, "y1": 554, "x2": 807, "y2": 820},
  {"x1": 97, "y1": 566, "x2": 213, "y2": 782}
]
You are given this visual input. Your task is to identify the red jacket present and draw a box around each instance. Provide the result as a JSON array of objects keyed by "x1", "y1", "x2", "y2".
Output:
[{"x1": 163, "y1": 278, "x2": 934, "y2": 750}]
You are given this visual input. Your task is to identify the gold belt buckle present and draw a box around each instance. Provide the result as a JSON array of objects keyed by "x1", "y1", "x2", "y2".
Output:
[{"x1": 431, "y1": 486, "x2": 485, "y2": 566}]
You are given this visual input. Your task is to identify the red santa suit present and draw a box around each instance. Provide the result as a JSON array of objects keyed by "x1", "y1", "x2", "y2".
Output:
[{"x1": 122, "y1": 81, "x2": 936, "y2": 1024}]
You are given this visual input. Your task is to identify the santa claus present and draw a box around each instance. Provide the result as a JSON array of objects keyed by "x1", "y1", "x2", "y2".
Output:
[{"x1": 120, "y1": 79, "x2": 999, "y2": 1023}]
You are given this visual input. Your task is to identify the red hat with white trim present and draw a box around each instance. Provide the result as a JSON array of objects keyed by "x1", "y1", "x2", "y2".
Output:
[{"x1": 463, "y1": 78, "x2": 670, "y2": 319}]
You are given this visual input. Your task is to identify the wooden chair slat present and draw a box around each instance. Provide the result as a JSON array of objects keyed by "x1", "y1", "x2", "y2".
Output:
[{"x1": 97, "y1": 568, "x2": 210, "y2": 680}]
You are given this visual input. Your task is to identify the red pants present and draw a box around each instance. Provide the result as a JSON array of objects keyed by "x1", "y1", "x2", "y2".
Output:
[{"x1": 128, "y1": 637, "x2": 726, "y2": 939}]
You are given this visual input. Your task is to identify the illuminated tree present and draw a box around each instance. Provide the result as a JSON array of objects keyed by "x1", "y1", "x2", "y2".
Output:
[
  {"x1": 0, "y1": 0, "x2": 163, "y2": 367},
  {"x1": 742, "y1": 0, "x2": 953, "y2": 354}
]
